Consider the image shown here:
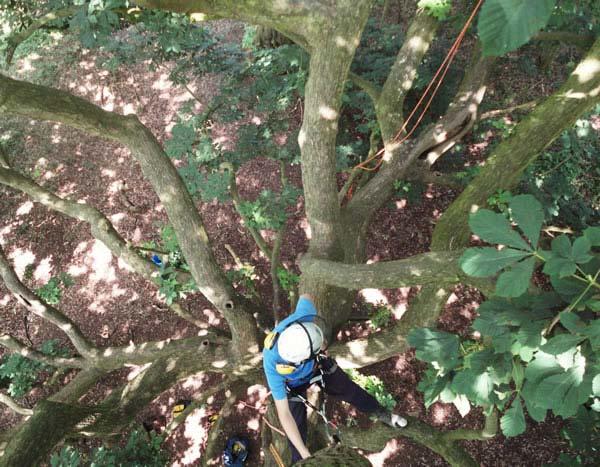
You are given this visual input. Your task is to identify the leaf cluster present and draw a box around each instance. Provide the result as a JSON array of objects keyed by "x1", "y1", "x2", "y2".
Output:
[
  {"x1": 0, "y1": 339, "x2": 69, "y2": 397},
  {"x1": 410, "y1": 195, "x2": 600, "y2": 440},
  {"x1": 238, "y1": 185, "x2": 301, "y2": 232},
  {"x1": 147, "y1": 225, "x2": 196, "y2": 305},
  {"x1": 345, "y1": 369, "x2": 396, "y2": 412},
  {"x1": 523, "y1": 113, "x2": 600, "y2": 230},
  {"x1": 367, "y1": 303, "x2": 393, "y2": 330},
  {"x1": 35, "y1": 272, "x2": 75, "y2": 305},
  {"x1": 50, "y1": 429, "x2": 168, "y2": 467}
]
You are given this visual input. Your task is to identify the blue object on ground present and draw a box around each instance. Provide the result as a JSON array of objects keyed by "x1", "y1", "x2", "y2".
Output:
[
  {"x1": 151, "y1": 254, "x2": 163, "y2": 266},
  {"x1": 223, "y1": 436, "x2": 249, "y2": 466}
]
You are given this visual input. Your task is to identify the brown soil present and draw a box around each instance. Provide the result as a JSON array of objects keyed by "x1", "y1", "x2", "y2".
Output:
[{"x1": 0, "y1": 19, "x2": 571, "y2": 467}]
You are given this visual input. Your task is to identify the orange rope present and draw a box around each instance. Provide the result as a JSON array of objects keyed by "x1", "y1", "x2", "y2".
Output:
[{"x1": 354, "y1": 0, "x2": 485, "y2": 172}]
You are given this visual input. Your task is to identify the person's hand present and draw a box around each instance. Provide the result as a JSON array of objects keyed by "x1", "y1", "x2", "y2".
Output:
[{"x1": 300, "y1": 447, "x2": 311, "y2": 459}]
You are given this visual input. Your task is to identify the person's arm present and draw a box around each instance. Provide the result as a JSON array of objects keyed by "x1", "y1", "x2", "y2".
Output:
[{"x1": 274, "y1": 398, "x2": 311, "y2": 459}]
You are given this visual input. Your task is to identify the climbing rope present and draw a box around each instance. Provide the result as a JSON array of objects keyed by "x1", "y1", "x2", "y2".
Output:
[{"x1": 354, "y1": 0, "x2": 486, "y2": 172}]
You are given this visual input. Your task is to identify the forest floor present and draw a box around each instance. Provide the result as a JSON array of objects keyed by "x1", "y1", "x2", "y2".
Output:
[{"x1": 0, "y1": 17, "x2": 580, "y2": 467}]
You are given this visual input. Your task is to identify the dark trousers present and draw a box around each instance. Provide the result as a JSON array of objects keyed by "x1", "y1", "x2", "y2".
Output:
[{"x1": 287, "y1": 359, "x2": 383, "y2": 463}]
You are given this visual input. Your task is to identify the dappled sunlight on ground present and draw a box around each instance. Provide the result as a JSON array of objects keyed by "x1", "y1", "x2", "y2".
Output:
[
  {"x1": 177, "y1": 407, "x2": 209, "y2": 465},
  {"x1": 8, "y1": 247, "x2": 36, "y2": 279},
  {"x1": 431, "y1": 403, "x2": 452, "y2": 425},
  {"x1": 367, "y1": 438, "x2": 400, "y2": 467}
]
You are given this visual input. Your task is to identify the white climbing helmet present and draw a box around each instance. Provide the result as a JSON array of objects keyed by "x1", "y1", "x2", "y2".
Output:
[{"x1": 278, "y1": 322, "x2": 324, "y2": 364}]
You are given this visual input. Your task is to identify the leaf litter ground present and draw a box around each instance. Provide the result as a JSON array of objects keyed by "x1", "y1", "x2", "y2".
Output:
[{"x1": 0, "y1": 20, "x2": 571, "y2": 466}]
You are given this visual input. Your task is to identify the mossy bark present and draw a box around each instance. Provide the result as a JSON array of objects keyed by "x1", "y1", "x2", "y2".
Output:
[{"x1": 295, "y1": 444, "x2": 371, "y2": 466}]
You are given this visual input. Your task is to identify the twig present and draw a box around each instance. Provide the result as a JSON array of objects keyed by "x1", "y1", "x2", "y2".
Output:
[
  {"x1": 265, "y1": 418, "x2": 287, "y2": 438},
  {"x1": 479, "y1": 100, "x2": 538, "y2": 120},
  {"x1": 542, "y1": 226, "x2": 574, "y2": 236},
  {"x1": 538, "y1": 153, "x2": 576, "y2": 178},
  {"x1": 544, "y1": 270, "x2": 600, "y2": 336},
  {"x1": 348, "y1": 72, "x2": 382, "y2": 102},
  {"x1": 0, "y1": 393, "x2": 33, "y2": 416},
  {"x1": 227, "y1": 167, "x2": 273, "y2": 258},
  {"x1": 133, "y1": 246, "x2": 169, "y2": 256},
  {"x1": 0, "y1": 144, "x2": 9, "y2": 168}
]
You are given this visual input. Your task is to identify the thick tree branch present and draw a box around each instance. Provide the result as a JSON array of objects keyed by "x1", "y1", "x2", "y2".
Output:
[
  {"x1": 403, "y1": 161, "x2": 463, "y2": 189},
  {"x1": 0, "y1": 335, "x2": 86, "y2": 368},
  {"x1": 0, "y1": 393, "x2": 33, "y2": 416},
  {"x1": 0, "y1": 245, "x2": 97, "y2": 359},
  {"x1": 344, "y1": 49, "x2": 493, "y2": 225},
  {"x1": 432, "y1": 36, "x2": 600, "y2": 250},
  {"x1": 0, "y1": 72, "x2": 259, "y2": 353},
  {"x1": 376, "y1": 9, "x2": 438, "y2": 146},
  {"x1": 533, "y1": 31, "x2": 596, "y2": 50},
  {"x1": 342, "y1": 416, "x2": 478, "y2": 467},
  {"x1": 328, "y1": 283, "x2": 453, "y2": 369},
  {"x1": 136, "y1": 0, "x2": 331, "y2": 51},
  {"x1": 300, "y1": 250, "x2": 463, "y2": 290}
]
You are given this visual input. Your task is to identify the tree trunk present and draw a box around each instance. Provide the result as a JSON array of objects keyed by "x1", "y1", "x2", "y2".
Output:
[{"x1": 253, "y1": 25, "x2": 292, "y2": 48}]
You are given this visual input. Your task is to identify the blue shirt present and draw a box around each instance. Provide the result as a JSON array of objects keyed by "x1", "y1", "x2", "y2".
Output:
[{"x1": 263, "y1": 297, "x2": 318, "y2": 400}]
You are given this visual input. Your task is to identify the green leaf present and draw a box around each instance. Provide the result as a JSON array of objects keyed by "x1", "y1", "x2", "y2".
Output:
[
  {"x1": 495, "y1": 257, "x2": 536, "y2": 297},
  {"x1": 552, "y1": 276, "x2": 590, "y2": 302},
  {"x1": 516, "y1": 320, "x2": 546, "y2": 349},
  {"x1": 164, "y1": 123, "x2": 196, "y2": 158},
  {"x1": 584, "y1": 320, "x2": 600, "y2": 351},
  {"x1": 452, "y1": 393, "x2": 471, "y2": 417},
  {"x1": 559, "y1": 312, "x2": 587, "y2": 334},
  {"x1": 469, "y1": 209, "x2": 531, "y2": 250},
  {"x1": 418, "y1": 369, "x2": 451, "y2": 408},
  {"x1": 552, "y1": 235, "x2": 572, "y2": 258},
  {"x1": 572, "y1": 237, "x2": 593, "y2": 264},
  {"x1": 586, "y1": 299, "x2": 600, "y2": 312},
  {"x1": 407, "y1": 328, "x2": 460, "y2": 370},
  {"x1": 536, "y1": 365, "x2": 589, "y2": 418},
  {"x1": 512, "y1": 361, "x2": 525, "y2": 390},
  {"x1": 452, "y1": 369, "x2": 495, "y2": 405},
  {"x1": 509, "y1": 194, "x2": 544, "y2": 248},
  {"x1": 460, "y1": 247, "x2": 531, "y2": 277},
  {"x1": 540, "y1": 334, "x2": 586, "y2": 355},
  {"x1": 543, "y1": 256, "x2": 577, "y2": 278},
  {"x1": 583, "y1": 226, "x2": 600, "y2": 246},
  {"x1": 418, "y1": 0, "x2": 452, "y2": 20},
  {"x1": 501, "y1": 397, "x2": 526, "y2": 437},
  {"x1": 477, "y1": 0, "x2": 557, "y2": 56}
]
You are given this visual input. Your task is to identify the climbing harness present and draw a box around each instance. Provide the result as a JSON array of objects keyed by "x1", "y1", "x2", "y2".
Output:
[
  {"x1": 285, "y1": 355, "x2": 342, "y2": 444},
  {"x1": 287, "y1": 385, "x2": 341, "y2": 445}
]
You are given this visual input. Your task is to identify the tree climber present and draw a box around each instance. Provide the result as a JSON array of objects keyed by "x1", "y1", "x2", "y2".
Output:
[{"x1": 263, "y1": 294, "x2": 408, "y2": 463}]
